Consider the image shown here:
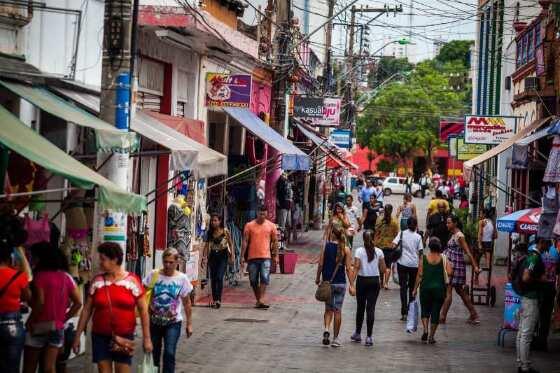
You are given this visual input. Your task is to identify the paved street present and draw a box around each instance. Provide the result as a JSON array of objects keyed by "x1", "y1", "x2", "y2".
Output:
[{"x1": 70, "y1": 195, "x2": 560, "y2": 373}]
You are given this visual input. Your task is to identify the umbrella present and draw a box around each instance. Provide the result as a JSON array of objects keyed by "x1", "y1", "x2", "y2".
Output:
[{"x1": 497, "y1": 208, "x2": 542, "y2": 234}]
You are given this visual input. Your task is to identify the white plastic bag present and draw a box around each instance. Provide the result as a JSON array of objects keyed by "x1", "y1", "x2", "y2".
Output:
[
  {"x1": 138, "y1": 353, "x2": 158, "y2": 373},
  {"x1": 406, "y1": 299, "x2": 419, "y2": 333}
]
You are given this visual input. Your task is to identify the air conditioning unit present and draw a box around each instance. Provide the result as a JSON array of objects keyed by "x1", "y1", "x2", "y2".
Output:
[{"x1": 525, "y1": 77, "x2": 539, "y2": 91}]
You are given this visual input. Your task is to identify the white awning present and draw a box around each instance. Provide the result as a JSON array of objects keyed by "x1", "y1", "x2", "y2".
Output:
[{"x1": 132, "y1": 111, "x2": 227, "y2": 178}]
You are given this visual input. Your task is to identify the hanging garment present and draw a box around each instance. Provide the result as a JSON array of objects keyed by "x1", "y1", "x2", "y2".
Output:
[
  {"x1": 543, "y1": 186, "x2": 560, "y2": 214},
  {"x1": 538, "y1": 212, "x2": 556, "y2": 239},
  {"x1": 168, "y1": 203, "x2": 190, "y2": 259},
  {"x1": 543, "y1": 136, "x2": 560, "y2": 183},
  {"x1": 24, "y1": 213, "x2": 51, "y2": 246}
]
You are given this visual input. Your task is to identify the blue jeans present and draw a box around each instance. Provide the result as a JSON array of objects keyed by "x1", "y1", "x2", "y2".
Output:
[
  {"x1": 0, "y1": 312, "x2": 25, "y2": 373},
  {"x1": 247, "y1": 259, "x2": 271, "y2": 288},
  {"x1": 209, "y1": 250, "x2": 228, "y2": 302},
  {"x1": 150, "y1": 322, "x2": 181, "y2": 373}
]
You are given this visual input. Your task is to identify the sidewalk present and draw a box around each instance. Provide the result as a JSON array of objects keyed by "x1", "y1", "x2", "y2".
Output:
[{"x1": 69, "y1": 228, "x2": 560, "y2": 372}]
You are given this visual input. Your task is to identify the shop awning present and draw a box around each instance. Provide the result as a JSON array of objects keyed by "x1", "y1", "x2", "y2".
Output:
[
  {"x1": 0, "y1": 80, "x2": 137, "y2": 151},
  {"x1": 516, "y1": 124, "x2": 553, "y2": 146},
  {"x1": 464, "y1": 116, "x2": 553, "y2": 180},
  {"x1": 51, "y1": 86, "x2": 227, "y2": 178},
  {"x1": 293, "y1": 120, "x2": 357, "y2": 170},
  {"x1": 224, "y1": 108, "x2": 310, "y2": 171},
  {"x1": 0, "y1": 105, "x2": 146, "y2": 214},
  {"x1": 133, "y1": 111, "x2": 227, "y2": 178}
]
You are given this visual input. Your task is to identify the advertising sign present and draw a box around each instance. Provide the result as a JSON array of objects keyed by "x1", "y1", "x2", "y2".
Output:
[
  {"x1": 293, "y1": 96, "x2": 324, "y2": 118},
  {"x1": 440, "y1": 119, "x2": 464, "y2": 142},
  {"x1": 464, "y1": 115, "x2": 517, "y2": 145},
  {"x1": 456, "y1": 137, "x2": 487, "y2": 161},
  {"x1": 205, "y1": 73, "x2": 252, "y2": 108},
  {"x1": 329, "y1": 129, "x2": 351, "y2": 149},
  {"x1": 448, "y1": 136, "x2": 458, "y2": 157},
  {"x1": 311, "y1": 97, "x2": 342, "y2": 126}
]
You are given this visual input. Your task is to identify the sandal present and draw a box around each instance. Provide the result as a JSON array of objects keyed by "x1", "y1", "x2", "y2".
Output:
[
  {"x1": 421, "y1": 332, "x2": 428, "y2": 342},
  {"x1": 255, "y1": 302, "x2": 270, "y2": 309},
  {"x1": 467, "y1": 316, "x2": 480, "y2": 325},
  {"x1": 322, "y1": 331, "x2": 330, "y2": 346},
  {"x1": 428, "y1": 337, "x2": 436, "y2": 344}
]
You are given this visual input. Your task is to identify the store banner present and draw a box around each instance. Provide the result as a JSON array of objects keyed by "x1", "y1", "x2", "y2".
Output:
[
  {"x1": 310, "y1": 97, "x2": 341, "y2": 126},
  {"x1": 448, "y1": 136, "x2": 458, "y2": 157},
  {"x1": 293, "y1": 96, "x2": 324, "y2": 118},
  {"x1": 464, "y1": 115, "x2": 517, "y2": 145},
  {"x1": 205, "y1": 73, "x2": 252, "y2": 108},
  {"x1": 329, "y1": 129, "x2": 351, "y2": 149},
  {"x1": 440, "y1": 119, "x2": 464, "y2": 141},
  {"x1": 456, "y1": 137, "x2": 487, "y2": 161}
]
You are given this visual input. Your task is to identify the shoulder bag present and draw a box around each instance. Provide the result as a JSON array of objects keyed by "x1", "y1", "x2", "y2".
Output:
[
  {"x1": 315, "y1": 255, "x2": 342, "y2": 303},
  {"x1": 0, "y1": 270, "x2": 22, "y2": 297},
  {"x1": 393, "y1": 231, "x2": 404, "y2": 260},
  {"x1": 104, "y1": 275, "x2": 136, "y2": 356}
]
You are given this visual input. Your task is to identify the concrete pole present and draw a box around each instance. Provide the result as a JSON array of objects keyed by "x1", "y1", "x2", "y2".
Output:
[{"x1": 94, "y1": 0, "x2": 134, "y2": 266}]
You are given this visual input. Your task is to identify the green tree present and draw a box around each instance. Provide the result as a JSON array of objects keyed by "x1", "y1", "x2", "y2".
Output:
[
  {"x1": 435, "y1": 40, "x2": 474, "y2": 67},
  {"x1": 368, "y1": 57, "x2": 413, "y2": 88}
]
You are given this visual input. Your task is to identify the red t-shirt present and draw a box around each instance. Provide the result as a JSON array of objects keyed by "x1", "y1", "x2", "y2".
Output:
[
  {"x1": 0, "y1": 267, "x2": 29, "y2": 313},
  {"x1": 90, "y1": 272, "x2": 144, "y2": 336}
]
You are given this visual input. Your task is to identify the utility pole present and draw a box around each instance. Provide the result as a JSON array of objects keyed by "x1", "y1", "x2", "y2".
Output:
[
  {"x1": 322, "y1": 0, "x2": 335, "y2": 94},
  {"x1": 96, "y1": 0, "x2": 134, "y2": 260},
  {"x1": 271, "y1": 0, "x2": 292, "y2": 136}
]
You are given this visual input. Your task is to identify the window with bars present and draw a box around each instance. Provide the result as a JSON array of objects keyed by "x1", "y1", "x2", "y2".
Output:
[{"x1": 516, "y1": 22, "x2": 540, "y2": 68}]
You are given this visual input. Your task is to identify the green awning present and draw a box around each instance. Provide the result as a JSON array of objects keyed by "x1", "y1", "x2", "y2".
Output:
[
  {"x1": 0, "y1": 80, "x2": 138, "y2": 152},
  {"x1": 0, "y1": 105, "x2": 146, "y2": 214}
]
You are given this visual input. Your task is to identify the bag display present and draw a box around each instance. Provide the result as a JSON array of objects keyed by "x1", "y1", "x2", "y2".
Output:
[
  {"x1": 138, "y1": 353, "x2": 158, "y2": 373},
  {"x1": 406, "y1": 298, "x2": 419, "y2": 333}
]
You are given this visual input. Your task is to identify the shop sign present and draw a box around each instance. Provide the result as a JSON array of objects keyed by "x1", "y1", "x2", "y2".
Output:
[
  {"x1": 464, "y1": 115, "x2": 517, "y2": 145},
  {"x1": 329, "y1": 129, "x2": 351, "y2": 149},
  {"x1": 448, "y1": 136, "x2": 458, "y2": 157},
  {"x1": 456, "y1": 137, "x2": 487, "y2": 161},
  {"x1": 310, "y1": 98, "x2": 341, "y2": 126},
  {"x1": 205, "y1": 73, "x2": 252, "y2": 108},
  {"x1": 293, "y1": 96, "x2": 324, "y2": 118},
  {"x1": 497, "y1": 219, "x2": 516, "y2": 232},
  {"x1": 440, "y1": 119, "x2": 464, "y2": 142}
]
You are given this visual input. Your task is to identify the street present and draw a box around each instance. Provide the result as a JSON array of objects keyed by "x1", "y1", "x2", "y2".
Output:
[{"x1": 70, "y1": 195, "x2": 558, "y2": 373}]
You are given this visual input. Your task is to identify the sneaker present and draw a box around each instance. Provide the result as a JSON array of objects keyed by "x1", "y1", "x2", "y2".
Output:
[
  {"x1": 350, "y1": 333, "x2": 362, "y2": 343},
  {"x1": 331, "y1": 338, "x2": 341, "y2": 348},
  {"x1": 365, "y1": 336, "x2": 373, "y2": 346}
]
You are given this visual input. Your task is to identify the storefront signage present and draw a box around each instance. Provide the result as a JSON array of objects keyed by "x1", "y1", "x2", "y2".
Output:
[
  {"x1": 329, "y1": 129, "x2": 351, "y2": 149},
  {"x1": 293, "y1": 96, "x2": 324, "y2": 118},
  {"x1": 293, "y1": 97, "x2": 342, "y2": 126},
  {"x1": 456, "y1": 137, "x2": 487, "y2": 161},
  {"x1": 448, "y1": 136, "x2": 458, "y2": 157},
  {"x1": 440, "y1": 119, "x2": 464, "y2": 142},
  {"x1": 464, "y1": 115, "x2": 517, "y2": 145},
  {"x1": 205, "y1": 73, "x2": 252, "y2": 108}
]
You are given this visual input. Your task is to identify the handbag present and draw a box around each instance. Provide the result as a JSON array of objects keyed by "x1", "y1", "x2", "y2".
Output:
[
  {"x1": 104, "y1": 275, "x2": 136, "y2": 356},
  {"x1": 393, "y1": 231, "x2": 404, "y2": 260},
  {"x1": 315, "y1": 258, "x2": 342, "y2": 303}
]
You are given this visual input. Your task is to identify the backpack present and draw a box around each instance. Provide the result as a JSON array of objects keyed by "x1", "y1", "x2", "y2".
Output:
[{"x1": 510, "y1": 254, "x2": 527, "y2": 296}]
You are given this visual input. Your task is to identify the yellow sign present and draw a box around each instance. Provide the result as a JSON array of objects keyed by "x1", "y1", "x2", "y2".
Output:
[{"x1": 456, "y1": 137, "x2": 487, "y2": 161}]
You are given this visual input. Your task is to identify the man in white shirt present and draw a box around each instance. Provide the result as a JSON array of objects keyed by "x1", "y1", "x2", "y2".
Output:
[
  {"x1": 392, "y1": 217, "x2": 423, "y2": 320},
  {"x1": 344, "y1": 194, "x2": 361, "y2": 247}
]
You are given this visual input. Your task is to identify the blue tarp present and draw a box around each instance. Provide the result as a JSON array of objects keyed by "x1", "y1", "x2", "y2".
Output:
[{"x1": 224, "y1": 107, "x2": 311, "y2": 171}]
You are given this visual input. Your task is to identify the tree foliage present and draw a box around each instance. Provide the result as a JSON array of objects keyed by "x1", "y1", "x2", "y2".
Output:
[
  {"x1": 357, "y1": 48, "x2": 471, "y2": 168},
  {"x1": 435, "y1": 40, "x2": 474, "y2": 67},
  {"x1": 367, "y1": 57, "x2": 414, "y2": 88}
]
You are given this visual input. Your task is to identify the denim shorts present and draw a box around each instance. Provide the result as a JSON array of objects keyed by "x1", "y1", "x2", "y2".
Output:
[
  {"x1": 247, "y1": 259, "x2": 271, "y2": 287},
  {"x1": 326, "y1": 284, "x2": 346, "y2": 311},
  {"x1": 91, "y1": 333, "x2": 134, "y2": 365},
  {"x1": 25, "y1": 328, "x2": 64, "y2": 348}
]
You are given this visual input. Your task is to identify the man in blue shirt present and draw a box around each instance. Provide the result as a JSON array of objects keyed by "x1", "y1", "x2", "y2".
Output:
[{"x1": 359, "y1": 179, "x2": 375, "y2": 208}]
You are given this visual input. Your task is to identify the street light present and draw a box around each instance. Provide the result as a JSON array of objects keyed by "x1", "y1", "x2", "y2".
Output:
[{"x1": 370, "y1": 38, "x2": 410, "y2": 56}]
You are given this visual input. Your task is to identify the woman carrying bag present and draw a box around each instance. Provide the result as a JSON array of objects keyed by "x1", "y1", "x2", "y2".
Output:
[
  {"x1": 201, "y1": 214, "x2": 234, "y2": 309},
  {"x1": 412, "y1": 237, "x2": 452, "y2": 344},
  {"x1": 315, "y1": 226, "x2": 355, "y2": 348},
  {"x1": 73, "y1": 242, "x2": 152, "y2": 373}
]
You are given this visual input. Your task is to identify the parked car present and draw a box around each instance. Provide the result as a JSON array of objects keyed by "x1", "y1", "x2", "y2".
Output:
[{"x1": 382, "y1": 177, "x2": 422, "y2": 197}]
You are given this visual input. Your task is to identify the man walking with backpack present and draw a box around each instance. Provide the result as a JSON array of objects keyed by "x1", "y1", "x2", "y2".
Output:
[{"x1": 513, "y1": 237, "x2": 550, "y2": 373}]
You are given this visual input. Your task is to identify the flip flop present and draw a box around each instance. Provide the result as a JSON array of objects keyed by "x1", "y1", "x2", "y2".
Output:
[{"x1": 255, "y1": 302, "x2": 270, "y2": 309}]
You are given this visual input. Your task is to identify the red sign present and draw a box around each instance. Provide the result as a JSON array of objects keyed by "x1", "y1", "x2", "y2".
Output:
[{"x1": 439, "y1": 119, "x2": 464, "y2": 142}]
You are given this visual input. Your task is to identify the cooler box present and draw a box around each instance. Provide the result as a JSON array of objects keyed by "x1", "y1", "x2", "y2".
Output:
[
  {"x1": 503, "y1": 283, "x2": 521, "y2": 330},
  {"x1": 279, "y1": 251, "x2": 298, "y2": 274}
]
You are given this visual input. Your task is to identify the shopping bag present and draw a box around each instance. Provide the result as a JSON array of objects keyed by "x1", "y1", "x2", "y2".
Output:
[
  {"x1": 138, "y1": 353, "x2": 158, "y2": 373},
  {"x1": 406, "y1": 299, "x2": 419, "y2": 333},
  {"x1": 391, "y1": 263, "x2": 399, "y2": 285}
]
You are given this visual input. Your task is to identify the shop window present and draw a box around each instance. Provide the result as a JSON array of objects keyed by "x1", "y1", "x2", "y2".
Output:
[{"x1": 176, "y1": 101, "x2": 186, "y2": 117}]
